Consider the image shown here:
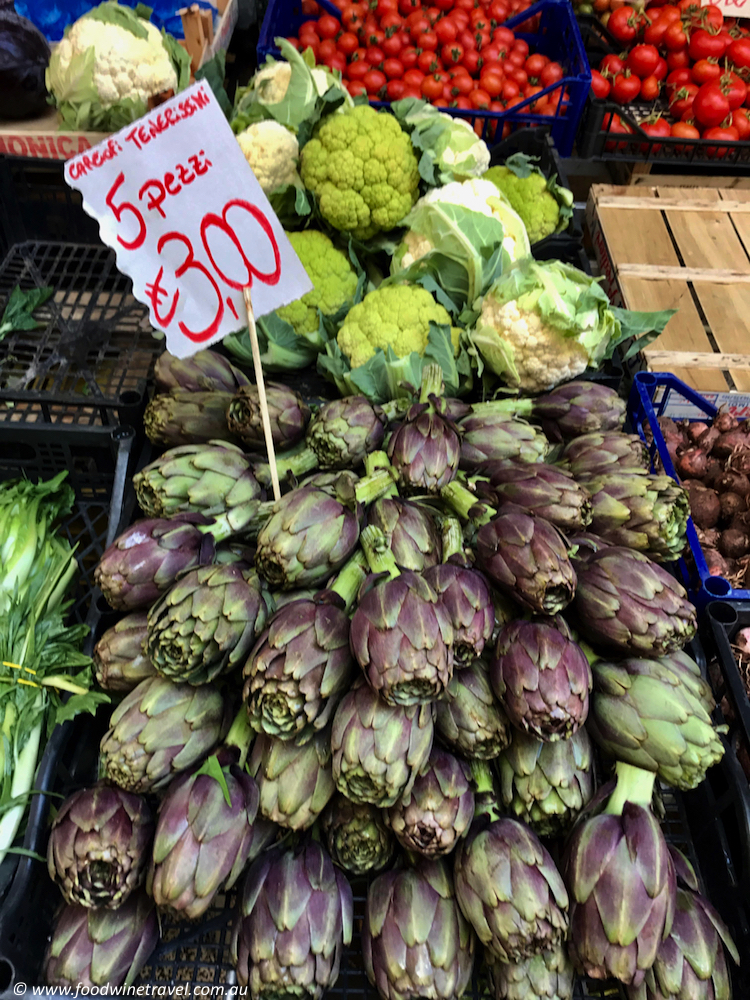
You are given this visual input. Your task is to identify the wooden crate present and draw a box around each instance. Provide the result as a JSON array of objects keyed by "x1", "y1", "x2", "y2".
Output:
[{"x1": 587, "y1": 183, "x2": 750, "y2": 392}]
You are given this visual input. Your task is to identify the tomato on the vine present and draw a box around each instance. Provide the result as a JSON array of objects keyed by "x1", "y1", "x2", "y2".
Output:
[
  {"x1": 729, "y1": 37, "x2": 750, "y2": 71},
  {"x1": 732, "y1": 107, "x2": 750, "y2": 138},
  {"x1": 626, "y1": 44, "x2": 660, "y2": 78},
  {"x1": 693, "y1": 81, "x2": 732, "y2": 125},
  {"x1": 722, "y1": 70, "x2": 747, "y2": 109},
  {"x1": 600, "y1": 54, "x2": 625, "y2": 78},
  {"x1": 590, "y1": 69, "x2": 612, "y2": 99},
  {"x1": 689, "y1": 28, "x2": 727, "y2": 61},
  {"x1": 441, "y1": 42, "x2": 464, "y2": 65},
  {"x1": 608, "y1": 6, "x2": 640, "y2": 44},
  {"x1": 669, "y1": 82, "x2": 699, "y2": 116},
  {"x1": 640, "y1": 74, "x2": 662, "y2": 100},
  {"x1": 667, "y1": 48, "x2": 691, "y2": 69},
  {"x1": 612, "y1": 71, "x2": 642, "y2": 103}
]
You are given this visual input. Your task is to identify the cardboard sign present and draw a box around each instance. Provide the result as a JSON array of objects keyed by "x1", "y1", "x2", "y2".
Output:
[
  {"x1": 707, "y1": 0, "x2": 750, "y2": 17},
  {"x1": 64, "y1": 82, "x2": 312, "y2": 358}
]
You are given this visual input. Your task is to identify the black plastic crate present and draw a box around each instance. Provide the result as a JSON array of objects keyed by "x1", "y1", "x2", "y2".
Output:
[
  {"x1": 0, "y1": 242, "x2": 162, "y2": 426},
  {"x1": 704, "y1": 601, "x2": 750, "y2": 776},
  {"x1": 0, "y1": 158, "x2": 101, "y2": 261}
]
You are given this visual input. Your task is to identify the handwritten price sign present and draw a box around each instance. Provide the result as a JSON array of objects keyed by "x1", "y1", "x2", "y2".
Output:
[{"x1": 64, "y1": 82, "x2": 312, "y2": 358}]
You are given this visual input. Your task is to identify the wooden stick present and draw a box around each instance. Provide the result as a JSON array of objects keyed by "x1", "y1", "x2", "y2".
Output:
[
  {"x1": 645, "y1": 350, "x2": 750, "y2": 369},
  {"x1": 243, "y1": 287, "x2": 281, "y2": 502}
]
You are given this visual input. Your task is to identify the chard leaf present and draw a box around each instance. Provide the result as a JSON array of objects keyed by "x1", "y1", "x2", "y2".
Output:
[{"x1": 0, "y1": 286, "x2": 53, "y2": 342}]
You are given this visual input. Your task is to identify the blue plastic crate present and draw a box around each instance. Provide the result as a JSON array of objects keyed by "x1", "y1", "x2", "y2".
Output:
[
  {"x1": 257, "y1": 0, "x2": 590, "y2": 156},
  {"x1": 627, "y1": 371, "x2": 749, "y2": 609}
]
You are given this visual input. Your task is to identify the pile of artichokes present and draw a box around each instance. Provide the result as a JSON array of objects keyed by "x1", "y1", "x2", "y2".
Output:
[{"x1": 41, "y1": 349, "x2": 736, "y2": 1000}]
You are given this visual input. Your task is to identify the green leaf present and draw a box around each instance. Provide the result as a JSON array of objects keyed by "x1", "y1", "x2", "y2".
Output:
[
  {"x1": 195, "y1": 754, "x2": 232, "y2": 807},
  {"x1": 134, "y1": 3, "x2": 153, "y2": 18},
  {"x1": 610, "y1": 307, "x2": 677, "y2": 361},
  {"x1": 425, "y1": 322, "x2": 460, "y2": 396},
  {"x1": 391, "y1": 97, "x2": 490, "y2": 184},
  {"x1": 162, "y1": 29, "x2": 192, "y2": 93},
  {"x1": 55, "y1": 690, "x2": 110, "y2": 725},
  {"x1": 86, "y1": 2, "x2": 150, "y2": 39},
  {"x1": 0, "y1": 286, "x2": 53, "y2": 342},
  {"x1": 3, "y1": 847, "x2": 46, "y2": 862},
  {"x1": 267, "y1": 184, "x2": 312, "y2": 230},
  {"x1": 503, "y1": 152, "x2": 539, "y2": 180},
  {"x1": 195, "y1": 51, "x2": 232, "y2": 118}
]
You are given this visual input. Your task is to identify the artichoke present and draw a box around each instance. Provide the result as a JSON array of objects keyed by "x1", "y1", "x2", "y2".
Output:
[
  {"x1": 144, "y1": 389, "x2": 236, "y2": 446},
  {"x1": 583, "y1": 472, "x2": 690, "y2": 563},
  {"x1": 572, "y1": 546, "x2": 698, "y2": 656},
  {"x1": 248, "y1": 729, "x2": 336, "y2": 830},
  {"x1": 133, "y1": 441, "x2": 262, "y2": 519},
  {"x1": 532, "y1": 380, "x2": 627, "y2": 442},
  {"x1": 351, "y1": 526, "x2": 454, "y2": 705},
  {"x1": 227, "y1": 382, "x2": 311, "y2": 450},
  {"x1": 243, "y1": 553, "x2": 366, "y2": 741},
  {"x1": 490, "y1": 618, "x2": 592, "y2": 741},
  {"x1": 331, "y1": 677, "x2": 435, "y2": 807},
  {"x1": 322, "y1": 795, "x2": 395, "y2": 876},
  {"x1": 488, "y1": 945, "x2": 574, "y2": 1000},
  {"x1": 481, "y1": 459, "x2": 593, "y2": 533},
  {"x1": 563, "y1": 763, "x2": 676, "y2": 987},
  {"x1": 435, "y1": 658, "x2": 511, "y2": 760},
  {"x1": 368, "y1": 496, "x2": 443, "y2": 571},
  {"x1": 232, "y1": 841, "x2": 353, "y2": 998},
  {"x1": 386, "y1": 746, "x2": 474, "y2": 857},
  {"x1": 586, "y1": 650, "x2": 725, "y2": 790},
  {"x1": 559, "y1": 431, "x2": 649, "y2": 479},
  {"x1": 459, "y1": 408, "x2": 550, "y2": 470},
  {"x1": 476, "y1": 505, "x2": 577, "y2": 616},
  {"x1": 44, "y1": 891, "x2": 158, "y2": 989},
  {"x1": 626, "y1": 887, "x2": 739, "y2": 1000},
  {"x1": 454, "y1": 816, "x2": 569, "y2": 963},
  {"x1": 147, "y1": 746, "x2": 269, "y2": 920},
  {"x1": 92, "y1": 613, "x2": 156, "y2": 692},
  {"x1": 146, "y1": 563, "x2": 272, "y2": 686},
  {"x1": 255, "y1": 479, "x2": 361, "y2": 590},
  {"x1": 154, "y1": 348, "x2": 251, "y2": 393},
  {"x1": 94, "y1": 515, "x2": 215, "y2": 611},
  {"x1": 387, "y1": 365, "x2": 461, "y2": 493},
  {"x1": 496, "y1": 727, "x2": 595, "y2": 837},
  {"x1": 363, "y1": 857, "x2": 475, "y2": 1000},
  {"x1": 47, "y1": 783, "x2": 153, "y2": 909},
  {"x1": 100, "y1": 676, "x2": 227, "y2": 793}
]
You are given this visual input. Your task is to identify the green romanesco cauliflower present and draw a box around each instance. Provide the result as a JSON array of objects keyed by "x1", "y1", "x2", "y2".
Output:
[
  {"x1": 300, "y1": 104, "x2": 419, "y2": 240},
  {"x1": 277, "y1": 231, "x2": 358, "y2": 335},
  {"x1": 483, "y1": 157, "x2": 574, "y2": 245},
  {"x1": 337, "y1": 284, "x2": 454, "y2": 368}
]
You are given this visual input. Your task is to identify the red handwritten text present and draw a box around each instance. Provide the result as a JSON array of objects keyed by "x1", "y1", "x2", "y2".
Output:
[
  {"x1": 68, "y1": 138, "x2": 124, "y2": 180},
  {"x1": 124, "y1": 88, "x2": 211, "y2": 152},
  {"x1": 138, "y1": 151, "x2": 213, "y2": 218}
]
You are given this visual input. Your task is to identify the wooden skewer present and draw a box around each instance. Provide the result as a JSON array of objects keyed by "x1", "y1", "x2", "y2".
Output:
[{"x1": 243, "y1": 287, "x2": 281, "y2": 502}]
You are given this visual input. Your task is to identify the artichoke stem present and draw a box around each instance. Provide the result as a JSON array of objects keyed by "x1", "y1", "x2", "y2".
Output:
[
  {"x1": 419, "y1": 363, "x2": 445, "y2": 404},
  {"x1": 203, "y1": 500, "x2": 271, "y2": 542},
  {"x1": 469, "y1": 760, "x2": 502, "y2": 822},
  {"x1": 469, "y1": 398, "x2": 534, "y2": 418},
  {"x1": 224, "y1": 709, "x2": 256, "y2": 766},
  {"x1": 438, "y1": 516, "x2": 465, "y2": 562},
  {"x1": 604, "y1": 762, "x2": 657, "y2": 816},
  {"x1": 365, "y1": 450, "x2": 394, "y2": 475},
  {"x1": 256, "y1": 448, "x2": 319, "y2": 487},
  {"x1": 440, "y1": 481, "x2": 495, "y2": 526},
  {"x1": 380, "y1": 399, "x2": 409, "y2": 423},
  {"x1": 355, "y1": 468, "x2": 398, "y2": 506},
  {"x1": 360, "y1": 525, "x2": 400, "y2": 580},
  {"x1": 330, "y1": 550, "x2": 369, "y2": 610}
]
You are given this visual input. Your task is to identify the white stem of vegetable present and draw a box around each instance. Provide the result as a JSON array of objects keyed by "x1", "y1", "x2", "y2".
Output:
[
  {"x1": 0, "y1": 696, "x2": 43, "y2": 867},
  {"x1": 243, "y1": 287, "x2": 281, "y2": 503}
]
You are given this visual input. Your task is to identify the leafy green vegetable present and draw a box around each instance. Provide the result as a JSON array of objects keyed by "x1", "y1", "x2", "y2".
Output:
[
  {"x1": 195, "y1": 50, "x2": 232, "y2": 118},
  {"x1": 0, "y1": 286, "x2": 53, "y2": 343},
  {"x1": 391, "y1": 97, "x2": 491, "y2": 185},
  {"x1": 87, "y1": 1, "x2": 149, "y2": 38}
]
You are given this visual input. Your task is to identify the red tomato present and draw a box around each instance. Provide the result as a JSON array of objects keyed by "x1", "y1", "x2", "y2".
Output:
[
  {"x1": 451, "y1": 10, "x2": 470, "y2": 29},
  {"x1": 612, "y1": 71, "x2": 642, "y2": 103},
  {"x1": 380, "y1": 12, "x2": 403, "y2": 32},
  {"x1": 640, "y1": 74, "x2": 661, "y2": 100},
  {"x1": 689, "y1": 28, "x2": 727, "y2": 61},
  {"x1": 398, "y1": 0, "x2": 419, "y2": 15},
  {"x1": 603, "y1": 111, "x2": 634, "y2": 152},
  {"x1": 381, "y1": 57, "x2": 404, "y2": 78},
  {"x1": 434, "y1": 0, "x2": 454, "y2": 9},
  {"x1": 525, "y1": 53, "x2": 549, "y2": 78},
  {"x1": 643, "y1": 17, "x2": 670, "y2": 46},
  {"x1": 420, "y1": 73, "x2": 445, "y2": 99},
  {"x1": 590, "y1": 69, "x2": 611, "y2": 99},
  {"x1": 666, "y1": 67, "x2": 692, "y2": 92},
  {"x1": 341, "y1": 3, "x2": 366, "y2": 29},
  {"x1": 458, "y1": 27, "x2": 478, "y2": 50},
  {"x1": 469, "y1": 86, "x2": 492, "y2": 107},
  {"x1": 664, "y1": 21, "x2": 689, "y2": 50},
  {"x1": 480, "y1": 68, "x2": 505, "y2": 95},
  {"x1": 722, "y1": 70, "x2": 747, "y2": 109},
  {"x1": 656, "y1": 5, "x2": 683, "y2": 22},
  {"x1": 417, "y1": 49, "x2": 438, "y2": 71},
  {"x1": 541, "y1": 62, "x2": 564, "y2": 87},
  {"x1": 404, "y1": 9, "x2": 426, "y2": 27},
  {"x1": 375, "y1": 0, "x2": 398, "y2": 16},
  {"x1": 653, "y1": 57, "x2": 668, "y2": 82},
  {"x1": 732, "y1": 107, "x2": 750, "y2": 138},
  {"x1": 480, "y1": 42, "x2": 501, "y2": 61},
  {"x1": 507, "y1": 50, "x2": 526, "y2": 67},
  {"x1": 667, "y1": 49, "x2": 691, "y2": 69},
  {"x1": 703, "y1": 124, "x2": 740, "y2": 156},
  {"x1": 346, "y1": 58, "x2": 369, "y2": 80},
  {"x1": 639, "y1": 117, "x2": 671, "y2": 152},
  {"x1": 489, "y1": 0, "x2": 509, "y2": 21},
  {"x1": 600, "y1": 54, "x2": 625, "y2": 78},
  {"x1": 400, "y1": 84, "x2": 422, "y2": 97},
  {"x1": 669, "y1": 82, "x2": 699, "y2": 116},
  {"x1": 700, "y1": 4, "x2": 724, "y2": 30},
  {"x1": 365, "y1": 44, "x2": 384, "y2": 65},
  {"x1": 317, "y1": 14, "x2": 342, "y2": 38},
  {"x1": 346, "y1": 79, "x2": 368, "y2": 96},
  {"x1": 693, "y1": 81, "x2": 732, "y2": 126},
  {"x1": 506, "y1": 66, "x2": 528, "y2": 88},
  {"x1": 691, "y1": 59, "x2": 721, "y2": 85},
  {"x1": 384, "y1": 78, "x2": 405, "y2": 99},
  {"x1": 493, "y1": 25, "x2": 515, "y2": 47},
  {"x1": 608, "y1": 6, "x2": 640, "y2": 43},
  {"x1": 409, "y1": 16, "x2": 431, "y2": 37},
  {"x1": 318, "y1": 38, "x2": 337, "y2": 60},
  {"x1": 671, "y1": 120, "x2": 700, "y2": 139},
  {"x1": 400, "y1": 44, "x2": 419, "y2": 67},
  {"x1": 336, "y1": 30, "x2": 359, "y2": 54},
  {"x1": 461, "y1": 49, "x2": 483, "y2": 74},
  {"x1": 435, "y1": 18, "x2": 457, "y2": 43},
  {"x1": 420, "y1": 29, "x2": 439, "y2": 49},
  {"x1": 728, "y1": 37, "x2": 750, "y2": 72},
  {"x1": 403, "y1": 67, "x2": 425, "y2": 86},
  {"x1": 441, "y1": 42, "x2": 464, "y2": 65},
  {"x1": 450, "y1": 71, "x2": 474, "y2": 95},
  {"x1": 502, "y1": 78, "x2": 520, "y2": 98},
  {"x1": 626, "y1": 44, "x2": 659, "y2": 78},
  {"x1": 362, "y1": 68, "x2": 386, "y2": 93},
  {"x1": 452, "y1": 94, "x2": 473, "y2": 108},
  {"x1": 382, "y1": 31, "x2": 405, "y2": 55},
  {"x1": 512, "y1": 38, "x2": 529, "y2": 57},
  {"x1": 365, "y1": 26, "x2": 385, "y2": 45},
  {"x1": 298, "y1": 37, "x2": 320, "y2": 59}
]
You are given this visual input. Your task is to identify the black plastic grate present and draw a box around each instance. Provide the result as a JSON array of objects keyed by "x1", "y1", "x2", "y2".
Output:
[{"x1": 0, "y1": 242, "x2": 162, "y2": 426}]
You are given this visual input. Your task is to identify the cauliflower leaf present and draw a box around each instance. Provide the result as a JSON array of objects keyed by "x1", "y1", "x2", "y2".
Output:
[{"x1": 392, "y1": 98, "x2": 491, "y2": 185}]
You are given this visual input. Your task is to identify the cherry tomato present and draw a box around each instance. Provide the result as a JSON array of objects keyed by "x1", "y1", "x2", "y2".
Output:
[
  {"x1": 362, "y1": 68, "x2": 386, "y2": 93},
  {"x1": 441, "y1": 42, "x2": 464, "y2": 65},
  {"x1": 409, "y1": 15, "x2": 431, "y2": 37},
  {"x1": 376, "y1": 0, "x2": 398, "y2": 17},
  {"x1": 403, "y1": 67, "x2": 425, "y2": 87},
  {"x1": 612, "y1": 71, "x2": 642, "y2": 103},
  {"x1": 506, "y1": 66, "x2": 528, "y2": 88},
  {"x1": 417, "y1": 49, "x2": 439, "y2": 72},
  {"x1": 480, "y1": 68, "x2": 505, "y2": 95},
  {"x1": 317, "y1": 37, "x2": 336, "y2": 60},
  {"x1": 479, "y1": 42, "x2": 501, "y2": 61},
  {"x1": 525, "y1": 53, "x2": 549, "y2": 79},
  {"x1": 469, "y1": 86, "x2": 492, "y2": 108},
  {"x1": 451, "y1": 9, "x2": 470, "y2": 30},
  {"x1": 512, "y1": 38, "x2": 529, "y2": 57},
  {"x1": 669, "y1": 82, "x2": 699, "y2": 116},
  {"x1": 317, "y1": 14, "x2": 341, "y2": 38},
  {"x1": 380, "y1": 57, "x2": 403, "y2": 78},
  {"x1": 365, "y1": 44, "x2": 384, "y2": 65},
  {"x1": 298, "y1": 37, "x2": 320, "y2": 59},
  {"x1": 346, "y1": 79, "x2": 368, "y2": 96},
  {"x1": 541, "y1": 62, "x2": 564, "y2": 87},
  {"x1": 341, "y1": 3, "x2": 366, "y2": 30},
  {"x1": 450, "y1": 71, "x2": 474, "y2": 95},
  {"x1": 404, "y1": 9, "x2": 426, "y2": 27},
  {"x1": 435, "y1": 18, "x2": 457, "y2": 43},
  {"x1": 590, "y1": 68, "x2": 612, "y2": 99},
  {"x1": 365, "y1": 26, "x2": 385, "y2": 45},
  {"x1": 336, "y1": 30, "x2": 359, "y2": 54},
  {"x1": 382, "y1": 31, "x2": 405, "y2": 55},
  {"x1": 502, "y1": 78, "x2": 521, "y2": 99},
  {"x1": 458, "y1": 27, "x2": 478, "y2": 50},
  {"x1": 400, "y1": 85, "x2": 422, "y2": 97},
  {"x1": 420, "y1": 29, "x2": 439, "y2": 49},
  {"x1": 493, "y1": 26, "x2": 515, "y2": 47},
  {"x1": 640, "y1": 74, "x2": 661, "y2": 100},
  {"x1": 489, "y1": 0, "x2": 509, "y2": 21},
  {"x1": 693, "y1": 81, "x2": 732, "y2": 126},
  {"x1": 452, "y1": 94, "x2": 473, "y2": 108},
  {"x1": 380, "y1": 12, "x2": 403, "y2": 33},
  {"x1": 461, "y1": 49, "x2": 483, "y2": 74},
  {"x1": 626, "y1": 44, "x2": 660, "y2": 78}
]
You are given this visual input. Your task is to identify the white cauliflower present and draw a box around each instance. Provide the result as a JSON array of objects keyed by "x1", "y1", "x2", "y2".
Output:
[
  {"x1": 52, "y1": 16, "x2": 177, "y2": 109},
  {"x1": 397, "y1": 179, "x2": 530, "y2": 269},
  {"x1": 252, "y1": 61, "x2": 293, "y2": 105},
  {"x1": 237, "y1": 121, "x2": 300, "y2": 195},
  {"x1": 475, "y1": 297, "x2": 590, "y2": 393}
]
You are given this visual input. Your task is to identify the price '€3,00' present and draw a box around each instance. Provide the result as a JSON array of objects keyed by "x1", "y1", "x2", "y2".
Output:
[{"x1": 64, "y1": 82, "x2": 312, "y2": 359}]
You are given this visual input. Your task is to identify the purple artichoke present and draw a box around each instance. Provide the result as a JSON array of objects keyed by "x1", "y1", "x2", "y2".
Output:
[
  {"x1": 559, "y1": 431, "x2": 649, "y2": 479},
  {"x1": 154, "y1": 348, "x2": 251, "y2": 393},
  {"x1": 322, "y1": 795, "x2": 395, "y2": 876},
  {"x1": 368, "y1": 496, "x2": 443, "y2": 571},
  {"x1": 460, "y1": 409, "x2": 549, "y2": 470},
  {"x1": 92, "y1": 613, "x2": 156, "y2": 692},
  {"x1": 435, "y1": 658, "x2": 511, "y2": 760},
  {"x1": 363, "y1": 857, "x2": 475, "y2": 1000},
  {"x1": 227, "y1": 381, "x2": 311, "y2": 450},
  {"x1": 331, "y1": 677, "x2": 435, "y2": 807},
  {"x1": 144, "y1": 390, "x2": 236, "y2": 446},
  {"x1": 454, "y1": 817, "x2": 569, "y2": 963},
  {"x1": 490, "y1": 618, "x2": 592, "y2": 741},
  {"x1": 481, "y1": 458, "x2": 593, "y2": 532},
  {"x1": 47, "y1": 783, "x2": 153, "y2": 909},
  {"x1": 94, "y1": 515, "x2": 215, "y2": 612},
  {"x1": 488, "y1": 945, "x2": 574, "y2": 1000},
  {"x1": 572, "y1": 546, "x2": 698, "y2": 656},
  {"x1": 424, "y1": 558, "x2": 494, "y2": 668},
  {"x1": 232, "y1": 842, "x2": 352, "y2": 998},
  {"x1": 532, "y1": 381, "x2": 626, "y2": 442},
  {"x1": 307, "y1": 394, "x2": 387, "y2": 469},
  {"x1": 44, "y1": 891, "x2": 158, "y2": 989},
  {"x1": 476, "y1": 505, "x2": 577, "y2": 616},
  {"x1": 386, "y1": 746, "x2": 474, "y2": 857},
  {"x1": 248, "y1": 729, "x2": 336, "y2": 830}
]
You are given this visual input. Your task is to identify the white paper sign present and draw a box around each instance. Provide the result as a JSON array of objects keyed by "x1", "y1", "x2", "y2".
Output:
[{"x1": 64, "y1": 82, "x2": 312, "y2": 358}]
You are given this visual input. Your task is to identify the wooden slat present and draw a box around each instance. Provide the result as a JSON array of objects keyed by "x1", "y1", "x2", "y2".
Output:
[
  {"x1": 632, "y1": 174, "x2": 750, "y2": 189},
  {"x1": 617, "y1": 265, "x2": 750, "y2": 283},
  {"x1": 643, "y1": 351, "x2": 750, "y2": 369},
  {"x1": 595, "y1": 195, "x2": 750, "y2": 212}
]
